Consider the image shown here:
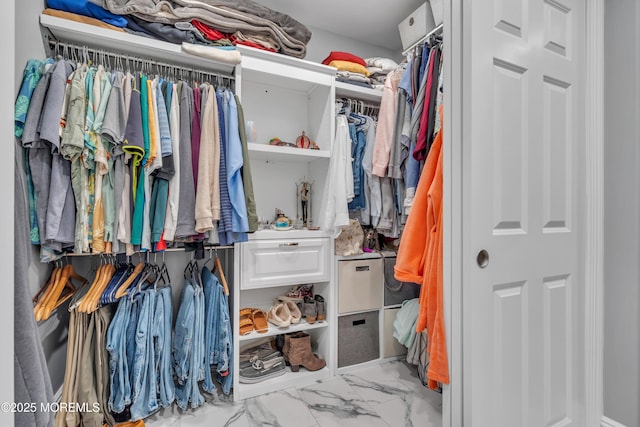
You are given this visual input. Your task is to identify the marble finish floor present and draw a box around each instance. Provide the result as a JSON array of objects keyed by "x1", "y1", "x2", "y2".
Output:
[{"x1": 146, "y1": 360, "x2": 442, "y2": 427}]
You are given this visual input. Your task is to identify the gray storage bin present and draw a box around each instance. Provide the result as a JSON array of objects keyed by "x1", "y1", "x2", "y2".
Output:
[
  {"x1": 383, "y1": 255, "x2": 421, "y2": 306},
  {"x1": 338, "y1": 311, "x2": 379, "y2": 368}
]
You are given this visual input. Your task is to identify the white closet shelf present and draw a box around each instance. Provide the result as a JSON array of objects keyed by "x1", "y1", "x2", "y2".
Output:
[
  {"x1": 335, "y1": 81, "x2": 383, "y2": 103},
  {"x1": 247, "y1": 142, "x2": 330, "y2": 161},
  {"x1": 239, "y1": 319, "x2": 328, "y2": 342},
  {"x1": 40, "y1": 14, "x2": 235, "y2": 74},
  {"x1": 237, "y1": 366, "x2": 331, "y2": 401},
  {"x1": 237, "y1": 45, "x2": 335, "y2": 94},
  {"x1": 248, "y1": 229, "x2": 330, "y2": 240}
]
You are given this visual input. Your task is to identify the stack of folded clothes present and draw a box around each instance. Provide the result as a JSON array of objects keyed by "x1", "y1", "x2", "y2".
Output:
[
  {"x1": 45, "y1": 0, "x2": 312, "y2": 59},
  {"x1": 322, "y1": 51, "x2": 373, "y2": 89},
  {"x1": 365, "y1": 57, "x2": 400, "y2": 90}
]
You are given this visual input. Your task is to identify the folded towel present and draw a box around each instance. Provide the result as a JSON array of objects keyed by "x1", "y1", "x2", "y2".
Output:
[
  {"x1": 366, "y1": 57, "x2": 399, "y2": 74},
  {"x1": 322, "y1": 51, "x2": 366, "y2": 67},
  {"x1": 181, "y1": 42, "x2": 241, "y2": 65}
]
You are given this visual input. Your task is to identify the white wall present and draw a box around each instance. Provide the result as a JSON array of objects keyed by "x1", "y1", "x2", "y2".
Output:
[
  {"x1": 304, "y1": 25, "x2": 402, "y2": 64},
  {"x1": 603, "y1": 1, "x2": 640, "y2": 426}
]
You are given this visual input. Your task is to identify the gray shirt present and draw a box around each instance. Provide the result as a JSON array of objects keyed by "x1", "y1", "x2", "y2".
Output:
[{"x1": 175, "y1": 81, "x2": 197, "y2": 239}]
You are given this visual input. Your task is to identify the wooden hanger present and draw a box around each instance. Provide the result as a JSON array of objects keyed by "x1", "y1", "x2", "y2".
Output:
[
  {"x1": 115, "y1": 262, "x2": 145, "y2": 299},
  {"x1": 34, "y1": 263, "x2": 86, "y2": 321},
  {"x1": 213, "y1": 252, "x2": 229, "y2": 296}
]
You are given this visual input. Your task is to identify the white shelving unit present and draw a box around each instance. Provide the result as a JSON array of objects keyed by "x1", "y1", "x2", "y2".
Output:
[
  {"x1": 335, "y1": 81, "x2": 384, "y2": 103},
  {"x1": 233, "y1": 47, "x2": 336, "y2": 401},
  {"x1": 247, "y1": 143, "x2": 330, "y2": 161}
]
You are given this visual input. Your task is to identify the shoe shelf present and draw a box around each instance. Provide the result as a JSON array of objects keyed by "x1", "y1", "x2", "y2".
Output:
[
  {"x1": 239, "y1": 318, "x2": 328, "y2": 342},
  {"x1": 236, "y1": 366, "x2": 331, "y2": 401}
]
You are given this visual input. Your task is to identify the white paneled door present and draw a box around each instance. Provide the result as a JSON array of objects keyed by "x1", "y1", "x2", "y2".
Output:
[{"x1": 462, "y1": 0, "x2": 586, "y2": 425}]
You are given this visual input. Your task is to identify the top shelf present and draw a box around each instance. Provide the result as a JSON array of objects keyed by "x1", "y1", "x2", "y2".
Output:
[
  {"x1": 335, "y1": 81, "x2": 383, "y2": 103},
  {"x1": 40, "y1": 14, "x2": 236, "y2": 74}
]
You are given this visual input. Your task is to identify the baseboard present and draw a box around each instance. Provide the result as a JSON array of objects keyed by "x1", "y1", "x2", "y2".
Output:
[{"x1": 601, "y1": 416, "x2": 628, "y2": 427}]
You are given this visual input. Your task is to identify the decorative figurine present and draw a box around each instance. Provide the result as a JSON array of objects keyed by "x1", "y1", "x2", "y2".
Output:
[
  {"x1": 296, "y1": 181, "x2": 313, "y2": 228},
  {"x1": 296, "y1": 131, "x2": 311, "y2": 149}
]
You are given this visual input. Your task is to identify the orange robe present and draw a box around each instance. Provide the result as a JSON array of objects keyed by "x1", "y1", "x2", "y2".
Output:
[{"x1": 394, "y1": 106, "x2": 449, "y2": 389}]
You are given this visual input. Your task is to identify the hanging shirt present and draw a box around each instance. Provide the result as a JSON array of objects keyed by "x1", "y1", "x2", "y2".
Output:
[
  {"x1": 163, "y1": 83, "x2": 181, "y2": 242},
  {"x1": 372, "y1": 69, "x2": 403, "y2": 177},
  {"x1": 175, "y1": 81, "x2": 197, "y2": 239},
  {"x1": 195, "y1": 82, "x2": 219, "y2": 233},
  {"x1": 225, "y1": 89, "x2": 249, "y2": 238},
  {"x1": 15, "y1": 59, "x2": 51, "y2": 138},
  {"x1": 234, "y1": 94, "x2": 258, "y2": 233},
  {"x1": 319, "y1": 115, "x2": 352, "y2": 236},
  {"x1": 216, "y1": 89, "x2": 233, "y2": 245}
]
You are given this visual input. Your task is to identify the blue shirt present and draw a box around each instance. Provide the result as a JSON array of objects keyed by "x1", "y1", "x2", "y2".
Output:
[{"x1": 225, "y1": 89, "x2": 249, "y2": 238}]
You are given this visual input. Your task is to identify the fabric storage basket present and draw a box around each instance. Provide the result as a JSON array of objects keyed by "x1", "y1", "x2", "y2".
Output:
[
  {"x1": 338, "y1": 311, "x2": 380, "y2": 368},
  {"x1": 383, "y1": 255, "x2": 421, "y2": 306},
  {"x1": 338, "y1": 258, "x2": 383, "y2": 314},
  {"x1": 398, "y1": 3, "x2": 436, "y2": 51},
  {"x1": 383, "y1": 308, "x2": 407, "y2": 358}
]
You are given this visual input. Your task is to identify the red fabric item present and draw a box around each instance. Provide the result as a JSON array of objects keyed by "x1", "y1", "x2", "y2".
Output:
[
  {"x1": 192, "y1": 20, "x2": 229, "y2": 41},
  {"x1": 231, "y1": 37, "x2": 277, "y2": 52},
  {"x1": 414, "y1": 49, "x2": 437, "y2": 161},
  {"x1": 321, "y1": 51, "x2": 366, "y2": 67}
]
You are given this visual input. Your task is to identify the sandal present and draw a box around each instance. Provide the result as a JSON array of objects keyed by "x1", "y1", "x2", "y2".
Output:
[
  {"x1": 284, "y1": 300, "x2": 302, "y2": 324},
  {"x1": 252, "y1": 309, "x2": 269, "y2": 333},
  {"x1": 239, "y1": 307, "x2": 256, "y2": 335},
  {"x1": 268, "y1": 303, "x2": 292, "y2": 328},
  {"x1": 239, "y1": 317, "x2": 254, "y2": 335}
]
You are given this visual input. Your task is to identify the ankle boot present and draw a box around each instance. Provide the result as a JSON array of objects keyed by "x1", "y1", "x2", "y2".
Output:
[
  {"x1": 282, "y1": 332, "x2": 305, "y2": 365},
  {"x1": 288, "y1": 333, "x2": 326, "y2": 372},
  {"x1": 302, "y1": 296, "x2": 317, "y2": 324},
  {"x1": 314, "y1": 295, "x2": 325, "y2": 322}
]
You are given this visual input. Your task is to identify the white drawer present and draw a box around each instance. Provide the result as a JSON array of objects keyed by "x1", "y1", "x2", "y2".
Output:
[
  {"x1": 240, "y1": 238, "x2": 330, "y2": 290},
  {"x1": 338, "y1": 258, "x2": 383, "y2": 314}
]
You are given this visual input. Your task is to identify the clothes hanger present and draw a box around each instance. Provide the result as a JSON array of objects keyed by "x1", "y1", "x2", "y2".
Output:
[
  {"x1": 213, "y1": 249, "x2": 230, "y2": 296},
  {"x1": 115, "y1": 257, "x2": 145, "y2": 299},
  {"x1": 35, "y1": 260, "x2": 87, "y2": 320}
]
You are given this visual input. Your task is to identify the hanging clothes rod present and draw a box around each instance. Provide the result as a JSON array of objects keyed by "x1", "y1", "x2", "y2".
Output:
[
  {"x1": 46, "y1": 36, "x2": 235, "y2": 82},
  {"x1": 337, "y1": 97, "x2": 380, "y2": 111},
  {"x1": 402, "y1": 23, "x2": 444, "y2": 57}
]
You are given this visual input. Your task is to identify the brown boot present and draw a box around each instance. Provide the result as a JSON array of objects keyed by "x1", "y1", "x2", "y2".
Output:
[
  {"x1": 282, "y1": 332, "x2": 305, "y2": 365},
  {"x1": 288, "y1": 333, "x2": 326, "y2": 372}
]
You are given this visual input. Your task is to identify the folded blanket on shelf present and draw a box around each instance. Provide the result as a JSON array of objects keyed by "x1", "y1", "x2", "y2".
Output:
[
  {"x1": 366, "y1": 57, "x2": 399, "y2": 75},
  {"x1": 47, "y1": 0, "x2": 128, "y2": 27},
  {"x1": 43, "y1": 8, "x2": 126, "y2": 32},
  {"x1": 103, "y1": 0, "x2": 311, "y2": 58},
  {"x1": 181, "y1": 42, "x2": 242, "y2": 64}
]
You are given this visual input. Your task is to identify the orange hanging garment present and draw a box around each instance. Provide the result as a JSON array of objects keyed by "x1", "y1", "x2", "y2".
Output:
[{"x1": 394, "y1": 105, "x2": 449, "y2": 389}]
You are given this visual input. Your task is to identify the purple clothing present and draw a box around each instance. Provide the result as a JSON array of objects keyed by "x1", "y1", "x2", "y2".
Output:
[{"x1": 191, "y1": 86, "x2": 201, "y2": 190}]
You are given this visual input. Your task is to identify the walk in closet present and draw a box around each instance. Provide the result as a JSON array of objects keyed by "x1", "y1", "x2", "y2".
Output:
[{"x1": 8, "y1": 0, "x2": 617, "y2": 427}]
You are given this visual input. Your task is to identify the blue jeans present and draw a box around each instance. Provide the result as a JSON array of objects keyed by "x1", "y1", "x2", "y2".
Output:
[
  {"x1": 130, "y1": 289, "x2": 158, "y2": 420},
  {"x1": 107, "y1": 295, "x2": 132, "y2": 413},
  {"x1": 202, "y1": 268, "x2": 219, "y2": 393},
  {"x1": 155, "y1": 287, "x2": 175, "y2": 408}
]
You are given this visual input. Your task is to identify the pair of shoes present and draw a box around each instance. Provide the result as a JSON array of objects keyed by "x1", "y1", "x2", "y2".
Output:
[
  {"x1": 302, "y1": 295, "x2": 326, "y2": 324},
  {"x1": 277, "y1": 284, "x2": 314, "y2": 303},
  {"x1": 239, "y1": 353, "x2": 286, "y2": 383},
  {"x1": 239, "y1": 341, "x2": 280, "y2": 369},
  {"x1": 283, "y1": 332, "x2": 326, "y2": 372},
  {"x1": 268, "y1": 300, "x2": 302, "y2": 328},
  {"x1": 240, "y1": 307, "x2": 269, "y2": 334}
]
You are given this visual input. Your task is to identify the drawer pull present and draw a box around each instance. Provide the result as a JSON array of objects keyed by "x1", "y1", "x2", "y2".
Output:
[
  {"x1": 352, "y1": 319, "x2": 366, "y2": 326},
  {"x1": 279, "y1": 242, "x2": 299, "y2": 247},
  {"x1": 355, "y1": 266, "x2": 370, "y2": 272}
]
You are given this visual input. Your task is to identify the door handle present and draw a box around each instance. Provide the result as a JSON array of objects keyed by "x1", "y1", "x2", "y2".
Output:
[
  {"x1": 477, "y1": 249, "x2": 489, "y2": 268},
  {"x1": 279, "y1": 242, "x2": 299, "y2": 247}
]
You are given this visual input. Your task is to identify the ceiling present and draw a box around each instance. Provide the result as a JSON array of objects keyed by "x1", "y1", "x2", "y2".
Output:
[{"x1": 256, "y1": 0, "x2": 425, "y2": 51}]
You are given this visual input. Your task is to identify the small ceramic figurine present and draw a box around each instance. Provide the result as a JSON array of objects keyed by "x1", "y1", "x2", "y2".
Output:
[{"x1": 296, "y1": 131, "x2": 311, "y2": 149}]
